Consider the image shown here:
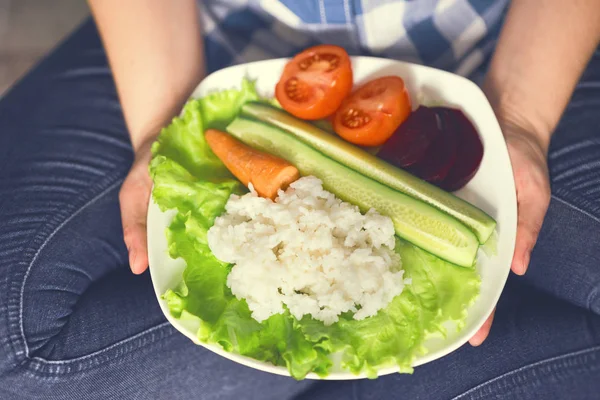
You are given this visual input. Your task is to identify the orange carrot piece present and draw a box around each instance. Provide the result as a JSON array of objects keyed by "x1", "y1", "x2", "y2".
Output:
[{"x1": 205, "y1": 129, "x2": 300, "y2": 200}]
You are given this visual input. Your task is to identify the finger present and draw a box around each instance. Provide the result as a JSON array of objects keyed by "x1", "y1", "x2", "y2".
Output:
[
  {"x1": 512, "y1": 191, "x2": 549, "y2": 276},
  {"x1": 119, "y1": 170, "x2": 152, "y2": 274},
  {"x1": 123, "y1": 220, "x2": 149, "y2": 275},
  {"x1": 469, "y1": 308, "x2": 495, "y2": 346}
]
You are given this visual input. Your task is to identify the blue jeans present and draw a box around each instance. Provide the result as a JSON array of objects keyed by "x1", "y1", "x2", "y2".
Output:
[{"x1": 1, "y1": 20, "x2": 600, "y2": 400}]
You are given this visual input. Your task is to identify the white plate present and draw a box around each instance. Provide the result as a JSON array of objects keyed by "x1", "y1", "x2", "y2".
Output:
[{"x1": 147, "y1": 57, "x2": 517, "y2": 380}]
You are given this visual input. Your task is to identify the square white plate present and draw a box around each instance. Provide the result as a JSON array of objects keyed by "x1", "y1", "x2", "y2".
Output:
[{"x1": 147, "y1": 56, "x2": 517, "y2": 380}]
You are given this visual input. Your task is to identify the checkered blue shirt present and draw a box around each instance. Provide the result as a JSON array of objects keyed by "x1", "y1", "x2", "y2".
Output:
[{"x1": 200, "y1": 0, "x2": 508, "y2": 81}]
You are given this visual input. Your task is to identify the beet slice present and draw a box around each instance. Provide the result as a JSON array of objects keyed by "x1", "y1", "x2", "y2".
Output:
[
  {"x1": 377, "y1": 106, "x2": 441, "y2": 168},
  {"x1": 438, "y1": 109, "x2": 484, "y2": 191},
  {"x1": 406, "y1": 108, "x2": 458, "y2": 183}
]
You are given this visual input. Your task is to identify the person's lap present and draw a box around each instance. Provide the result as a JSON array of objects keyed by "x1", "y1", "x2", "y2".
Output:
[
  {"x1": 1, "y1": 20, "x2": 599, "y2": 400},
  {"x1": 522, "y1": 54, "x2": 600, "y2": 315}
]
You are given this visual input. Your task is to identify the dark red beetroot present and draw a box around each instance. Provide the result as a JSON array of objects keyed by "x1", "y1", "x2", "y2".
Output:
[
  {"x1": 377, "y1": 106, "x2": 441, "y2": 168},
  {"x1": 437, "y1": 108, "x2": 484, "y2": 191},
  {"x1": 406, "y1": 108, "x2": 457, "y2": 183}
]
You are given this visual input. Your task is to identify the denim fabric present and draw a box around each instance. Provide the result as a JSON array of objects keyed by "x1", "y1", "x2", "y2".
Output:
[
  {"x1": 522, "y1": 48, "x2": 600, "y2": 315},
  {"x1": 1, "y1": 19, "x2": 600, "y2": 400},
  {"x1": 526, "y1": 51, "x2": 600, "y2": 316}
]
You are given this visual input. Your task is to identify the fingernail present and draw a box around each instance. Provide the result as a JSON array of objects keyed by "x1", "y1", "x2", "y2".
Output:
[
  {"x1": 129, "y1": 248, "x2": 138, "y2": 273},
  {"x1": 521, "y1": 252, "x2": 531, "y2": 275}
]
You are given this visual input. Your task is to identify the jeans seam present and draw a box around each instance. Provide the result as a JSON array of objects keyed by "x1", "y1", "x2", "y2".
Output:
[
  {"x1": 17, "y1": 178, "x2": 123, "y2": 359},
  {"x1": 589, "y1": 286, "x2": 600, "y2": 315},
  {"x1": 28, "y1": 322, "x2": 172, "y2": 365},
  {"x1": 25, "y1": 323, "x2": 177, "y2": 378},
  {"x1": 3, "y1": 170, "x2": 178, "y2": 375},
  {"x1": 550, "y1": 194, "x2": 600, "y2": 312},
  {"x1": 451, "y1": 344, "x2": 600, "y2": 400},
  {"x1": 551, "y1": 193, "x2": 600, "y2": 226}
]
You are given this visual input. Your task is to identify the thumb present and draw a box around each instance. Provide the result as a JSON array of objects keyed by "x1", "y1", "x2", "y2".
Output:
[
  {"x1": 119, "y1": 164, "x2": 152, "y2": 274},
  {"x1": 469, "y1": 308, "x2": 495, "y2": 346}
]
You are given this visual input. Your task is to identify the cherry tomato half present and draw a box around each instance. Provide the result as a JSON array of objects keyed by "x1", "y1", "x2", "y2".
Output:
[
  {"x1": 275, "y1": 45, "x2": 353, "y2": 120},
  {"x1": 332, "y1": 76, "x2": 411, "y2": 146}
]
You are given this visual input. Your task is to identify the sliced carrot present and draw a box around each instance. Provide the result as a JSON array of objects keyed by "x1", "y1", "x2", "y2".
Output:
[{"x1": 205, "y1": 129, "x2": 300, "y2": 200}]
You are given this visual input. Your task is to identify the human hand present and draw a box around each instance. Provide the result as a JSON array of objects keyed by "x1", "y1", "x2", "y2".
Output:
[
  {"x1": 119, "y1": 136, "x2": 156, "y2": 274},
  {"x1": 469, "y1": 121, "x2": 551, "y2": 346}
]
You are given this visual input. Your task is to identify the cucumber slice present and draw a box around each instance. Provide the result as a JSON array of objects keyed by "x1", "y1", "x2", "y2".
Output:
[
  {"x1": 242, "y1": 103, "x2": 496, "y2": 244},
  {"x1": 226, "y1": 117, "x2": 479, "y2": 267}
]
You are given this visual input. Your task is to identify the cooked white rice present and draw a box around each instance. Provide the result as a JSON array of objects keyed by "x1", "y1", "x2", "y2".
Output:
[{"x1": 207, "y1": 176, "x2": 408, "y2": 325}]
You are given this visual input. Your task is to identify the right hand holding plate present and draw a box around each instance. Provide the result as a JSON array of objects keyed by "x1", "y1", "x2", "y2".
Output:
[{"x1": 470, "y1": 120, "x2": 551, "y2": 346}]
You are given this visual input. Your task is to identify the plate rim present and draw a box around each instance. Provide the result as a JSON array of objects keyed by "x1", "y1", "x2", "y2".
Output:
[{"x1": 148, "y1": 56, "x2": 517, "y2": 380}]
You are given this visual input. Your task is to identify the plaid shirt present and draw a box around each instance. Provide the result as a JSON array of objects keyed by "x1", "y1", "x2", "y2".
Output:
[{"x1": 200, "y1": 0, "x2": 508, "y2": 80}]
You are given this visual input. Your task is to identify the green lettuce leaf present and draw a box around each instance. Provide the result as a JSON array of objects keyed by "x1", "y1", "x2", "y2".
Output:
[
  {"x1": 296, "y1": 240, "x2": 479, "y2": 378},
  {"x1": 150, "y1": 78, "x2": 480, "y2": 380},
  {"x1": 150, "y1": 79, "x2": 333, "y2": 379}
]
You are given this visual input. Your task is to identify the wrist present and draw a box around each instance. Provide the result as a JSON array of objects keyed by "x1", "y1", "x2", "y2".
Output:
[
  {"x1": 130, "y1": 133, "x2": 157, "y2": 168},
  {"x1": 130, "y1": 127, "x2": 160, "y2": 156},
  {"x1": 482, "y1": 76, "x2": 553, "y2": 155},
  {"x1": 495, "y1": 108, "x2": 551, "y2": 156},
  {"x1": 124, "y1": 71, "x2": 204, "y2": 155}
]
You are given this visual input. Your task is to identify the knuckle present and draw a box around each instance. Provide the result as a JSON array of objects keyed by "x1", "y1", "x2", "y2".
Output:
[
  {"x1": 122, "y1": 226, "x2": 138, "y2": 245},
  {"x1": 526, "y1": 217, "x2": 545, "y2": 240},
  {"x1": 529, "y1": 222, "x2": 543, "y2": 238},
  {"x1": 127, "y1": 172, "x2": 152, "y2": 193},
  {"x1": 119, "y1": 173, "x2": 151, "y2": 204},
  {"x1": 539, "y1": 184, "x2": 551, "y2": 209},
  {"x1": 118, "y1": 184, "x2": 128, "y2": 203}
]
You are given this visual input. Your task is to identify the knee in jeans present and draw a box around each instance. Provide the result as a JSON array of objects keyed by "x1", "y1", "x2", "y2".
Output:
[
  {"x1": 590, "y1": 288, "x2": 600, "y2": 315},
  {"x1": 0, "y1": 186, "x2": 127, "y2": 374}
]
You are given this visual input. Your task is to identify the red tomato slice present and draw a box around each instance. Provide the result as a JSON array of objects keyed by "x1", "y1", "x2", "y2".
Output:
[
  {"x1": 332, "y1": 76, "x2": 411, "y2": 146},
  {"x1": 275, "y1": 45, "x2": 353, "y2": 120}
]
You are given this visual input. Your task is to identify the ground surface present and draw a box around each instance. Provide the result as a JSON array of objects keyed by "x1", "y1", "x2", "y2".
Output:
[{"x1": 0, "y1": 0, "x2": 88, "y2": 95}]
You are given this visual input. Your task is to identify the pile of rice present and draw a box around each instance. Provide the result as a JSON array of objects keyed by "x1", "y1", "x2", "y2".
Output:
[{"x1": 207, "y1": 176, "x2": 409, "y2": 325}]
